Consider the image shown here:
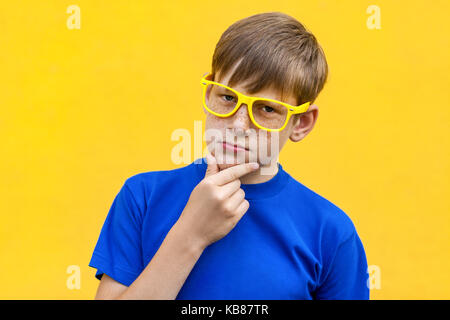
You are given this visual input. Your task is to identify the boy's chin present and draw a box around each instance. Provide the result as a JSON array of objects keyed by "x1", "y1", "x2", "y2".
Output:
[{"x1": 212, "y1": 152, "x2": 253, "y2": 170}]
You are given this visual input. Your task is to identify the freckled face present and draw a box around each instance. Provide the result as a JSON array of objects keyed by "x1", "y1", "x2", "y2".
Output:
[{"x1": 203, "y1": 70, "x2": 298, "y2": 171}]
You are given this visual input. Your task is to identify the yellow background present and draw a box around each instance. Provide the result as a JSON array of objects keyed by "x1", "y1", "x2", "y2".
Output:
[{"x1": 0, "y1": 0, "x2": 449, "y2": 299}]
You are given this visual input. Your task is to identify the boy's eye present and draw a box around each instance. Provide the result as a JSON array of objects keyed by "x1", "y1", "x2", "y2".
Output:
[
  {"x1": 222, "y1": 95, "x2": 235, "y2": 102},
  {"x1": 262, "y1": 106, "x2": 274, "y2": 113}
]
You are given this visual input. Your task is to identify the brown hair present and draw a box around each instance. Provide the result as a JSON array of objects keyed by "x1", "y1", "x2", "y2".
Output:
[{"x1": 211, "y1": 12, "x2": 328, "y2": 108}]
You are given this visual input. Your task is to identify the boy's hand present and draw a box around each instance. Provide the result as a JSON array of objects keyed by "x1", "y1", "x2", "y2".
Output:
[{"x1": 175, "y1": 153, "x2": 259, "y2": 249}]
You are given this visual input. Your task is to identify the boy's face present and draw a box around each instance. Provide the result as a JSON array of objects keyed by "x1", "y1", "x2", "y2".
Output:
[{"x1": 204, "y1": 67, "x2": 319, "y2": 172}]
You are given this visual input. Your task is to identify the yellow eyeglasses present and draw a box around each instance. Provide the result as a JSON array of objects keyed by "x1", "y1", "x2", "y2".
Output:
[{"x1": 201, "y1": 72, "x2": 310, "y2": 132}]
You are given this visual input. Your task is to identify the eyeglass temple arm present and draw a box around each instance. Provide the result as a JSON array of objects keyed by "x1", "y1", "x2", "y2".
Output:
[{"x1": 290, "y1": 102, "x2": 311, "y2": 114}]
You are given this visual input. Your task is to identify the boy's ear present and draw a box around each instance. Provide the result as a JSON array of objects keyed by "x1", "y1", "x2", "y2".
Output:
[{"x1": 289, "y1": 104, "x2": 319, "y2": 142}]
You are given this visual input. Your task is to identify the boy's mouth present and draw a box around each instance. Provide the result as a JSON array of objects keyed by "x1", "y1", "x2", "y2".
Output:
[{"x1": 222, "y1": 141, "x2": 249, "y2": 152}]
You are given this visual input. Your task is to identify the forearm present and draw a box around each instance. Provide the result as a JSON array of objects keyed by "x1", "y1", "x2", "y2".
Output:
[{"x1": 117, "y1": 221, "x2": 205, "y2": 300}]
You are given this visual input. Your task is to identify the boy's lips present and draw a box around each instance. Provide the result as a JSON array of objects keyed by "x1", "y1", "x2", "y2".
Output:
[{"x1": 221, "y1": 141, "x2": 249, "y2": 152}]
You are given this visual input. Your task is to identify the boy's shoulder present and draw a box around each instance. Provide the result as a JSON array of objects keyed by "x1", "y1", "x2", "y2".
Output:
[
  {"x1": 113, "y1": 161, "x2": 200, "y2": 217},
  {"x1": 121, "y1": 160, "x2": 200, "y2": 192},
  {"x1": 285, "y1": 172, "x2": 358, "y2": 241}
]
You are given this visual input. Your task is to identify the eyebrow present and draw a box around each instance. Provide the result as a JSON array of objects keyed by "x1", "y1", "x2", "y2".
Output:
[{"x1": 218, "y1": 86, "x2": 235, "y2": 94}]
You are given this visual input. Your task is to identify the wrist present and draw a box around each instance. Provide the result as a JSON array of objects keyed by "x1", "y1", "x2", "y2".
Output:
[{"x1": 169, "y1": 219, "x2": 207, "y2": 256}]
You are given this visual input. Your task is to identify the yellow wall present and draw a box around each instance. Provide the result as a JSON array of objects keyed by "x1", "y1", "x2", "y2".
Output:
[{"x1": 0, "y1": 0, "x2": 448, "y2": 299}]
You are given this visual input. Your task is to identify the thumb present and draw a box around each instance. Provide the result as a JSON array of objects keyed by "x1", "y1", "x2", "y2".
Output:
[{"x1": 204, "y1": 153, "x2": 219, "y2": 178}]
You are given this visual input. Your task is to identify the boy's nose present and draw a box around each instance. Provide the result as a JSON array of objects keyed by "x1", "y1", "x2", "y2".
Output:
[{"x1": 230, "y1": 103, "x2": 252, "y2": 131}]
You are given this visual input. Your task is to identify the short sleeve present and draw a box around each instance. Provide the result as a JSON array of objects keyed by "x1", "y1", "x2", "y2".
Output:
[
  {"x1": 88, "y1": 181, "x2": 144, "y2": 286},
  {"x1": 314, "y1": 231, "x2": 370, "y2": 300}
]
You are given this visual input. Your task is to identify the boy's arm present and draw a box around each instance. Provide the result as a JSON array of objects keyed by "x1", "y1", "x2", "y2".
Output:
[{"x1": 95, "y1": 221, "x2": 205, "y2": 300}]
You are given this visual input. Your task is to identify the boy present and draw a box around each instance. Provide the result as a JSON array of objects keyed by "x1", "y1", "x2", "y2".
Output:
[{"x1": 89, "y1": 12, "x2": 370, "y2": 300}]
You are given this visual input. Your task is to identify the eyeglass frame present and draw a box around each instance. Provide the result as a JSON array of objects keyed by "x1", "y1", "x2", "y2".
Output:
[{"x1": 200, "y1": 72, "x2": 310, "y2": 132}]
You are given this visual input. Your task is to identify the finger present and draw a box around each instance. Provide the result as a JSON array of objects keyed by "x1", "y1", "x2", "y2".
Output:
[
  {"x1": 209, "y1": 162, "x2": 259, "y2": 186},
  {"x1": 234, "y1": 199, "x2": 250, "y2": 220},
  {"x1": 226, "y1": 188, "x2": 246, "y2": 212},
  {"x1": 219, "y1": 179, "x2": 241, "y2": 198},
  {"x1": 204, "y1": 153, "x2": 219, "y2": 178}
]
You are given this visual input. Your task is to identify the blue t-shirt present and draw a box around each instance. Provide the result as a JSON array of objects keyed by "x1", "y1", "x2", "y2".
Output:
[{"x1": 89, "y1": 157, "x2": 370, "y2": 299}]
